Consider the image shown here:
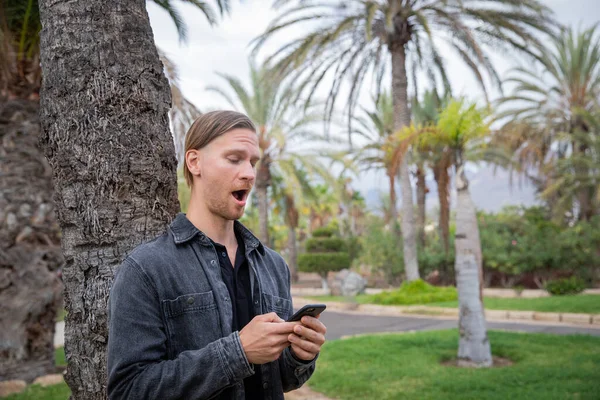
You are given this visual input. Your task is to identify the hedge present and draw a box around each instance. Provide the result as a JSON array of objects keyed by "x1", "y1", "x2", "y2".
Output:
[{"x1": 298, "y1": 252, "x2": 350, "y2": 276}]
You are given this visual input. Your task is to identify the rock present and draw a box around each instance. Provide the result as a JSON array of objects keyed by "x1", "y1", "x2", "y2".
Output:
[
  {"x1": 0, "y1": 380, "x2": 27, "y2": 397},
  {"x1": 425, "y1": 270, "x2": 441, "y2": 285},
  {"x1": 331, "y1": 269, "x2": 367, "y2": 296},
  {"x1": 33, "y1": 374, "x2": 64, "y2": 387}
]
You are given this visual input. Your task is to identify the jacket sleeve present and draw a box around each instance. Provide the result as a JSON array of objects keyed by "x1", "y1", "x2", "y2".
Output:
[
  {"x1": 277, "y1": 262, "x2": 318, "y2": 392},
  {"x1": 107, "y1": 258, "x2": 254, "y2": 400}
]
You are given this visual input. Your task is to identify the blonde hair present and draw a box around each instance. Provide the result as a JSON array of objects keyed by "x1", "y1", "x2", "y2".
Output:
[{"x1": 183, "y1": 110, "x2": 256, "y2": 186}]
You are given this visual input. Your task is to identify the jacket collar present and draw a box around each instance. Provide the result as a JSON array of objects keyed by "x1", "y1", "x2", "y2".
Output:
[{"x1": 169, "y1": 213, "x2": 264, "y2": 255}]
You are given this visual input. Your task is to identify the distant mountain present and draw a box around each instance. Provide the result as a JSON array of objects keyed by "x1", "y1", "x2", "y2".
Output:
[{"x1": 361, "y1": 164, "x2": 538, "y2": 214}]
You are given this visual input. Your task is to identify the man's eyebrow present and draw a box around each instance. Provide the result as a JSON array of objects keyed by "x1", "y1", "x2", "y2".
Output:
[{"x1": 223, "y1": 149, "x2": 246, "y2": 156}]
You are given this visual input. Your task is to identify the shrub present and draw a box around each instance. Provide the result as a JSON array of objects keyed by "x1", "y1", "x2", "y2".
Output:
[
  {"x1": 418, "y1": 235, "x2": 455, "y2": 284},
  {"x1": 346, "y1": 235, "x2": 361, "y2": 265},
  {"x1": 479, "y1": 206, "x2": 600, "y2": 287},
  {"x1": 299, "y1": 224, "x2": 350, "y2": 286},
  {"x1": 312, "y1": 226, "x2": 337, "y2": 238},
  {"x1": 369, "y1": 279, "x2": 458, "y2": 305},
  {"x1": 357, "y1": 217, "x2": 404, "y2": 284},
  {"x1": 545, "y1": 276, "x2": 587, "y2": 296},
  {"x1": 305, "y1": 237, "x2": 347, "y2": 253},
  {"x1": 298, "y1": 253, "x2": 350, "y2": 276}
]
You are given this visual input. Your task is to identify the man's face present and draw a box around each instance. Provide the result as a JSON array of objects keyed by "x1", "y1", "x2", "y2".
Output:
[{"x1": 189, "y1": 128, "x2": 260, "y2": 221}]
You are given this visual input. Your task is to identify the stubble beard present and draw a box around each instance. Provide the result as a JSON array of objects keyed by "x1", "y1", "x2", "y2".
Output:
[{"x1": 206, "y1": 190, "x2": 244, "y2": 221}]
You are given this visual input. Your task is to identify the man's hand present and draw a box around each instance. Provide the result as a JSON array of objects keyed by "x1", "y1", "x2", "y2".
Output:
[
  {"x1": 239, "y1": 312, "x2": 297, "y2": 365},
  {"x1": 288, "y1": 316, "x2": 326, "y2": 361}
]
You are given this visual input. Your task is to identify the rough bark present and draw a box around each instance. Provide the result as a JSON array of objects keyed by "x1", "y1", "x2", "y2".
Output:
[
  {"x1": 255, "y1": 185, "x2": 270, "y2": 246},
  {"x1": 285, "y1": 195, "x2": 299, "y2": 283},
  {"x1": 390, "y1": 43, "x2": 419, "y2": 282},
  {"x1": 38, "y1": 1, "x2": 180, "y2": 398},
  {"x1": 287, "y1": 226, "x2": 298, "y2": 283},
  {"x1": 574, "y1": 141, "x2": 594, "y2": 221},
  {"x1": 415, "y1": 162, "x2": 426, "y2": 248},
  {"x1": 433, "y1": 151, "x2": 451, "y2": 254},
  {"x1": 454, "y1": 161, "x2": 491, "y2": 367},
  {"x1": 0, "y1": 99, "x2": 63, "y2": 382},
  {"x1": 387, "y1": 170, "x2": 400, "y2": 236},
  {"x1": 255, "y1": 161, "x2": 271, "y2": 246}
]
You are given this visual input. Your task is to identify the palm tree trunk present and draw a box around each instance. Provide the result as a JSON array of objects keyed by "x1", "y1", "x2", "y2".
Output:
[
  {"x1": 255, "y1": 162, "x2": 271, "y2": 245},
  {"x1": 38, "y1": 1, "x2": 180, "y2": 398},
  {"x1": 387, "y1": 170, "x2": 400, "y2": 236},
  {"x1": 255, "y1": 185, "x2": 270, "y2": 245},
  {"x1": 287, "y1": 226, "x2": 298, "y2": 283},
  {"x1": 434, "y1": 154, "x2": 451, "y2": 254},
  {"x1": 390, "y1": 43, "x2": 419, "y2": 282},
  {"x1": 454, "y1": 160, "x2": 491, "y2": 367},
  {"x1": 416, "y1": 162, "x2": 426, "y2": 248},
  {"x1": 285, "y1": 195, "x2": 299, "y2": 283},
  {"x1": 574, "y1": 141, "x2": 594, "y2": 221},
  {"x1": 0, "y1": 99, "x2": 63, "y2": 382}
]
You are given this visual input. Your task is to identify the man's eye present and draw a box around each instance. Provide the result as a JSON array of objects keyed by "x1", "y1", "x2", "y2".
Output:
[{"x1": 228, "y1": 158, "x2": 241, "y2": 164}]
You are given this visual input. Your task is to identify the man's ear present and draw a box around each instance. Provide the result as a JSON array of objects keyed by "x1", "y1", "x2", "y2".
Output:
[{"x1": 185, "y1": 149, "x2": 201, "y2": 179}]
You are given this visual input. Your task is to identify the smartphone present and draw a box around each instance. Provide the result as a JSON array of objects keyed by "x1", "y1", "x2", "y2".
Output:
[{"x1": 287, "y1": 304, "x2": 326, "y2": 322}]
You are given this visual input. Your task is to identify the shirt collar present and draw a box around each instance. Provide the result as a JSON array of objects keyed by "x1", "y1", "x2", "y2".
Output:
[{"x1": 169, "y1": 213, "x2": 264, "y2": 254}]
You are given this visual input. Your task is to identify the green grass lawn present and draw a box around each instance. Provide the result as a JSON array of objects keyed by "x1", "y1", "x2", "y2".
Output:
[
  {"x1": 309, "y1": 329, "x2": 600, "y2": 400},
  {"x1": 307, "y1": 294, "x2": 600, "y2": 314},
  {"x1": 5, "y1": 333, "x2": 600, "y2": 399},
  {"x1": 307, "y1": 295, "x2": 372, "y2": 304},
  {"x1": 2, "y1": 348, "x2": 68, "y2": 400}
]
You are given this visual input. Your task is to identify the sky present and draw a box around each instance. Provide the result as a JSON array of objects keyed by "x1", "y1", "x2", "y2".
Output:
[{"x1": 147, "y1": 0, "x2": 600, "y2": 212}]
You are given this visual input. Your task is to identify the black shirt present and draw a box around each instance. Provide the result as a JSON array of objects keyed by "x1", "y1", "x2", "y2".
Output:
[{"x1": 211, "y1": 231, "x2": 263, "y2": 400}]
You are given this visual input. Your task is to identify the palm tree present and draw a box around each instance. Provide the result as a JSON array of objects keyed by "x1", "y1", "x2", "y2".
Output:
[
  {"x1": 497, "y1": 25, "x2": 600, "y2": 221},
  {"x1": 0, "y1": 0, "x2": 232, "y2": 386},
  {"x1": 207, "y1": 60, "x2": 333, "y2": 246},
  {"x1": 412, "y1": 89, "x2": 453, "y2": 252},
  {"x1": 159, "y1": 49, "x2": 202, "y2": 166},
  {"x1": 353, "y1": 92, "x2": 403, "y2": 234},
  {"x1": 421, "y1": 99, "x2": 492, "y2": 367},
  {"x1": 270, "y1": 167, "x2": 317, "y2": 283},
  {"x1": 305, "y1": 184, "x2": 341, "y2": 232},
  {"x1": 253, "y1": 0, "x2": 558, "y2": 283}
]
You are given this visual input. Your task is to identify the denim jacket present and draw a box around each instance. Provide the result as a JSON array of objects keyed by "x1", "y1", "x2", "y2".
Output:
[{"x1": 107, "y1": 213, "x2": 316, "y2": 399}]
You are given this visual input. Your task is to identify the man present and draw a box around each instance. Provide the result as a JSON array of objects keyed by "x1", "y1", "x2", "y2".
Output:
[{"x1": 107, "y1": 111, "x2": 326, "y2": 399}]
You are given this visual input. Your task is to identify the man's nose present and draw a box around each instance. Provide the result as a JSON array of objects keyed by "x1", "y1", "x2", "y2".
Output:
[{"x1": 240, "y1": 160, "x2": 256, "y2": 182}]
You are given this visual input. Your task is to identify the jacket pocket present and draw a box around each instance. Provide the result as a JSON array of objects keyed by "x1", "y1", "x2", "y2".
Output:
[
  {"x1": 262, "y1": 292, "x2": 292, "y2": 320},
  {"x1": 162, "y1": 291, "x2": 222, "y2": 356}
]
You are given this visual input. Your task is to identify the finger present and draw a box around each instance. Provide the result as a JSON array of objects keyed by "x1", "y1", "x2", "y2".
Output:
[
  {"x1": 260, "y1": 312, "x2": 284, "y2": 323},
  {"x1": 293, "y1": 324, "x2": 325, "y2": 345},
  {"x1": 290, "y1": 343, "x2": 316, "y2": 361},
  {"x1": 270, "y1": 321, "x2": 301, "y2": 334},
  {"x1": 301, "y1": 316, "x2": 327, "y2": 335},
  {"x1": 272, "y1": 333, "x2": 293, "y2": 346},
  {"x1": 288, "y1": 333, "x2": 321, "y2": 354}
]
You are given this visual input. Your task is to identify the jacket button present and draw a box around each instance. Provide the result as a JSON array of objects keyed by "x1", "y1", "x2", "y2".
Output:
[
  {"x1": 262, "y1": 382, "x2": 269, "y2": 390},
  {"x1": 210, "y1": 260, "x2": 216, "y2": 266},
  {"x1": 187, "y1": 297, "x2": 194, "y2": 305}
]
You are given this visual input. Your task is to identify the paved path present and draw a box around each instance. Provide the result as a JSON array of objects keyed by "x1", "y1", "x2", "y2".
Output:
[{"x1": 317, "y1": 310, "x2": 600, "y2": 340}]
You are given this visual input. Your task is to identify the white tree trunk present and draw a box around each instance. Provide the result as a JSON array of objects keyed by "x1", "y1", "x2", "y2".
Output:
[
  {"x1": 390, "y1": 43, "x2": 419, "y2": 282},
  {"x1": 454, "y1": 164, "x2": 492, "y2": 367}
]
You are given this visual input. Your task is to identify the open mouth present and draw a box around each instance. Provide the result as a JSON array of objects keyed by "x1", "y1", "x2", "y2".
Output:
[{"x1": 232, "y1": 189, "x2": 249, "y2": 204}]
